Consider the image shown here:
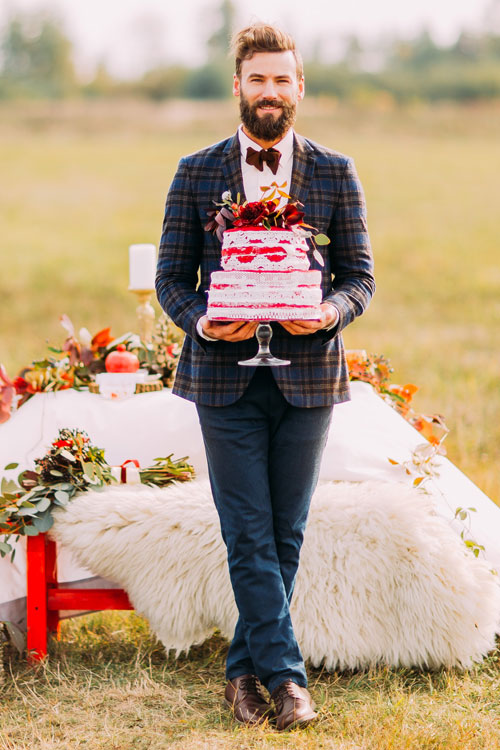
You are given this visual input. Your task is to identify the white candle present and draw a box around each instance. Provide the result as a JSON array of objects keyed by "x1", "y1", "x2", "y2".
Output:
[{"x1": 128, "y1": 243, "x2": 156, "y2": 290}]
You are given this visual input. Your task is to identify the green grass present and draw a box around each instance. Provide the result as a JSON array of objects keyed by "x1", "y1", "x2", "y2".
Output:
[{"x1": 1, "y1": 612, "x2": 499, "y2": 749}]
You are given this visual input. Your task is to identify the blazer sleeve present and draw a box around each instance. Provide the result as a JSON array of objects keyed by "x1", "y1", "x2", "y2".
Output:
[
  {"x1": 155, "y1": 157, "x2": 208, "y2": 346},
  {"x1": 321, "y1": 157, "x2": 375, "y2": 342}
]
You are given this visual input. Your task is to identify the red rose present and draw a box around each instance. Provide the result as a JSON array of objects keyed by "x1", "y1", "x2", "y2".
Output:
[
  {"x1": 281, "y1": 204, "x2": 305, "y2": 226},
  {"x1": 237, "y1": 201, "x2": 269, "y2": 225}
]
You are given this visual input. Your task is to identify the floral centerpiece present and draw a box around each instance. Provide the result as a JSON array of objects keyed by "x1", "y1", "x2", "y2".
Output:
[
  {"x1": 0, "y1": 313, "x2": 182, "y2": 418},
  {"x1": 0, "y1": 428, "x2": 195, "y2": 560}
]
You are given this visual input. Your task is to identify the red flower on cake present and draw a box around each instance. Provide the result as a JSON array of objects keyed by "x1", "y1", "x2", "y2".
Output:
[
  {"x1": 234, "y1": 201, "x2": 270, "y2": 226},
  {"x1": 280, "y1": 204, "x2": 305, "y2": 226}
]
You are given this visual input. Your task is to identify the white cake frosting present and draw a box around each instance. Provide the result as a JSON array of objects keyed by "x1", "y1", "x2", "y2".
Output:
[
  {"x1": 207, "y1": 226, "x2": 322, "y2": 321},
  {"x1": 221, "y1": 228, "x2": 310, "y2": 271}
]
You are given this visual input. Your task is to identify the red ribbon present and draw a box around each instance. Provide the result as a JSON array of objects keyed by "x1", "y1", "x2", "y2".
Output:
[{"x1": 120, "y1": 459, "x2": 140, "y2": 483}]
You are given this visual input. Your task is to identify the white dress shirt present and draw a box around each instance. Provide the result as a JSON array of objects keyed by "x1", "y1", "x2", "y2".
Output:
[
  {"x1": 237, "y1": 124, "x2": 294, "y2": 206},
  {"x1": 197, "y1": 126, "x2": 338, "y2": 339}
]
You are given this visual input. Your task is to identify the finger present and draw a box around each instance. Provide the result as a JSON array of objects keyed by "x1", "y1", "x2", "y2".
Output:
[
  {"x1": 205, "y1": 321, "x2": 247, "y2": 337},
  {"x1": 216, "y1": 323, "x2": 258, "y2": 341}
]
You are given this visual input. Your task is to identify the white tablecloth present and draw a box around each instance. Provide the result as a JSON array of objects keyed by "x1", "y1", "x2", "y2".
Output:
[{"x1": 1, "y1": 384, "x2": 499, "y2": 627}]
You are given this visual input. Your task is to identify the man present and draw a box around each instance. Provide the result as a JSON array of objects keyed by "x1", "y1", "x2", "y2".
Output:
[{"x1": 156, "y1": 24, "x2": 375, "y2": 731}]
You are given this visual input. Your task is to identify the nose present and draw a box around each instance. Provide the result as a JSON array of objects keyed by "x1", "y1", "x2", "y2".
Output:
[{"x1": 261, "y1": 78, "x2": 278, "y2": 99}]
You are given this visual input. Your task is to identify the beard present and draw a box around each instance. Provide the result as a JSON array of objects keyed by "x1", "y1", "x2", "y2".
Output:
[{"x1": 239, "y1": 92, "x2": 297, "y2": 142}]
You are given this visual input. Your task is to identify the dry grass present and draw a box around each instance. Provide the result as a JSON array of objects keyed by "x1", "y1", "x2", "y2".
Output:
[{"x1": 1, "y1": 612, "x2": 500, "y2": 749}]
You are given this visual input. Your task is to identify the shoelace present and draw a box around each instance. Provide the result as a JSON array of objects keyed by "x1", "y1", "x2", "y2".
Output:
[
  {"x1": 272, "y1": 681, "x2": 300, "y2": 711},
  {"x1": 239, "y1": 675, "x2": 267, "y2": 701}
]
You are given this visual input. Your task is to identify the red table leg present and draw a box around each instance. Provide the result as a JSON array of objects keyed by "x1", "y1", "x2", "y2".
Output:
[
  {"x1": 45, "y1": 538, "x2": 61, "y2": 638},
  {"x1": 26, "y1": 533, "x2": 133, "y2": 663},
  {"x1": 26, "y1": 534, "x2": 48, "y2": 661}
]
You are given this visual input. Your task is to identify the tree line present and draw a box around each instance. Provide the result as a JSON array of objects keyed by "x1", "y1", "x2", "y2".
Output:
[{"x1": 1, "y1": 6, "x2": 500, "y2": 103}]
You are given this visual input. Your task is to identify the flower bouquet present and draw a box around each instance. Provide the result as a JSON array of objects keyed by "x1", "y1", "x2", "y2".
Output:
[{"x1": 0, "y1": 428, "x2": 195, "y2": 560}]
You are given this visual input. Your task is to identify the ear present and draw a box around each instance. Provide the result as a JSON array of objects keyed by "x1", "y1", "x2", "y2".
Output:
[
  {"x1": 298, "y1": 76, "x2": 305, "y2": 101},
  {"x1": 233, "y1": 74, "x2": 240, "y2": 98}
]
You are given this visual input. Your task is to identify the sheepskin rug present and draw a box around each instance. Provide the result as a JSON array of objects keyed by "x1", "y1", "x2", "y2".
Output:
[{"x1": 49, "y1": 479, "x2": 500, "y2": 670}]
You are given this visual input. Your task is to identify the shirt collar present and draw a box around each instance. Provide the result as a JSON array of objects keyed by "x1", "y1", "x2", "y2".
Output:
[{"x1": 237, "y1": 124, "x2": 294, "y2": 163}]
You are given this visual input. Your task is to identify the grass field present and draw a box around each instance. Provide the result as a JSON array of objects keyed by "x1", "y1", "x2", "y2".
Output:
[
  {"x1": 1, "y1": 98, "x2": 499, "y2": 748},
  {"x1": 2, "y1": 612, "x2": 499, "y2": 749}
]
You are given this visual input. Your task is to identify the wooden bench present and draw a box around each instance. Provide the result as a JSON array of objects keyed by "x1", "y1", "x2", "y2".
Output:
[{"x1": 26, "y1": 533, "x2": 132, "y2": 661}]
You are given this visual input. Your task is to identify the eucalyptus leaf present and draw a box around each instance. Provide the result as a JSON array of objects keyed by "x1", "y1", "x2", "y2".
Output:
[
  {"x1": 32, "y1": 512, "x2": 54, "y2": 532},
  {"x1": 22, "y1": 525, "x2": 40, "y2": 536},
  {"x1": 35, "y1": 497, "x2": 52, "y2": 513},
  {"x1": 315, "y1": 233, "x2": 330, "y2": 246},
  {"x1": 16, "y1": 506, "x2": 38, "y2": 516},
  {"x1": 83, "y1": 462, "x2": 95, "y2": 479},
  {"x1": 54, "y1": 491, "x2": 70, "y2": 505},
  {"x1": 0, "y1": 541, "x2": 13, "y2": 554},
  {"x1": 49, "y1": 470, "x2": 64, "y2": 477}
]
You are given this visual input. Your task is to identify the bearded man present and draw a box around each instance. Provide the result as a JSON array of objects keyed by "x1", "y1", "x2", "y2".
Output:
[{"x1": 156, "y1": 24, "x2": 375, "y2": 731}]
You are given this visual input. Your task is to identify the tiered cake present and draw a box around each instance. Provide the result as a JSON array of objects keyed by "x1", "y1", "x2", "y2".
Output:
[{"x1": 207, "y1": 226, "x2": 322, "y2": 321}]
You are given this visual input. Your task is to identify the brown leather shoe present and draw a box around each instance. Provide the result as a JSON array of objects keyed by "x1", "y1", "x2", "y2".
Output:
[
  {"x1": 271, "y1": 680, "x2": 318, "y2": 731},
  {"x1": 224, "y1": 674, "x2": 274, "y2": 725}
]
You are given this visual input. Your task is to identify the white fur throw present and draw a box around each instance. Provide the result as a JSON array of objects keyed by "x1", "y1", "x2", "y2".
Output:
[{"x1": 50, "y1": 479, "x2": 500, "y2": 670}]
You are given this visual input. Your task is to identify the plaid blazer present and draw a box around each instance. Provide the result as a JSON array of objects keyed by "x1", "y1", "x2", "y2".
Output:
[{"x1": 156, "y1": 132, "x2": 375, "y2": 407}]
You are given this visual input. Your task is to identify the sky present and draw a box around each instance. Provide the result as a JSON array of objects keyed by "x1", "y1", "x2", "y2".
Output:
[{"x1": 0, "y1": 0, "x2": 496, "y2": 78}]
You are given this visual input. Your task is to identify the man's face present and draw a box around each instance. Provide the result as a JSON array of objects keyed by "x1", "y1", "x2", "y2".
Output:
[{"x1": 233, "y1": 51, "x2": 305, "y2": 144}]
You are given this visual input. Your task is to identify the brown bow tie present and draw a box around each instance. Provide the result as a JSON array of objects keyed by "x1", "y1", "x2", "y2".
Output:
[{"x1": 245, "y1": 146, "x2": 281, "y2": 175}]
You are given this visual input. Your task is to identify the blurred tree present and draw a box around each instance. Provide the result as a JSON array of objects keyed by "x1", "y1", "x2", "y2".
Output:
[
  {"x1": 136, "y1": 65, "x2": 190, "y2": 100},
  {"x1": 207, "y1": 0, "x2": 235, "y2": 61},
  {"x1": 185, "y1": 62, "x2": 229, "y2": 98},
  {"x1": 0, "y1": 12, "x2": 76, "y2": 97},
  {"x1": 344, "y1": 35, "x2": 363, "y2": 72}
]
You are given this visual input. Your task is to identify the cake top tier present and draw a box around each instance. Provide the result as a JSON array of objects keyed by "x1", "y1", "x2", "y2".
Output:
[{"x1": 221, "y1": 226, "x2": 310, "y2": 272}]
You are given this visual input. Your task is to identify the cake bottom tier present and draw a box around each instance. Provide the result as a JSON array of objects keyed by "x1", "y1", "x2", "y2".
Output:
[
  {"x1": 207, "y1": 269, "x2": 322, "y2": 321},
  {"x1": 207, "y1": 305, "x2": 321, "y2": 321}
]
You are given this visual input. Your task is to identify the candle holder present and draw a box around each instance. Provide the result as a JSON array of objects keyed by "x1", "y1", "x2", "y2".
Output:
[{"x1": 129, "y1": 288, "x2": 155, "y2": 344}]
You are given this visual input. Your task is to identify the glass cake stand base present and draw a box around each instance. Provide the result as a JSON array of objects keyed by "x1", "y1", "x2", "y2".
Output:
[{"x1": 238, "y1": 322, "x2": 290, "y2": 367}]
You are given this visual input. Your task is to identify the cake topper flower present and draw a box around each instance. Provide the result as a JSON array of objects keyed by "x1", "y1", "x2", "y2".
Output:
[{"x1": 205, "y1": 184, "x2": 330, "y2": 266}]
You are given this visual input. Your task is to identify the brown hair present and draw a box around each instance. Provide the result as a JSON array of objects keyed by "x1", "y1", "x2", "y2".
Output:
[{"x1": 231, "y1": 24, "x2": 303, "y2": 79}]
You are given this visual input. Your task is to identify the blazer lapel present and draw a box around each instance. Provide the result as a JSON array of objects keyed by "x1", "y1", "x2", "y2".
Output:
[
  {"x1": 222, "y1": 134, "x2": 246, "y2": 203},
  {"x1": 290, "y1": 133, "x2": 316, "y2": 207}
]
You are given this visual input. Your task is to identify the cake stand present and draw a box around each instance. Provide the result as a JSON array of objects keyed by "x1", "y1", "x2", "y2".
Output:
[{"x1": 238, "y1": 322, "x2": 290, "y2": 367}]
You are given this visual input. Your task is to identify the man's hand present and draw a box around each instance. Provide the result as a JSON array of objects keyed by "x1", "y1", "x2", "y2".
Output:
[
  {"x1": 200, "y1": 316, "x2": 259, "y2": 342},
  {"x1": 279, "y1": 303, "x2": 338, "y2": 336}
]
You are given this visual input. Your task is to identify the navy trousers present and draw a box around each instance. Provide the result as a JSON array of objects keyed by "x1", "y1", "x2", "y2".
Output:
[{"x1": 196, "y1": 367, "x2": 333, "y2": 694}]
